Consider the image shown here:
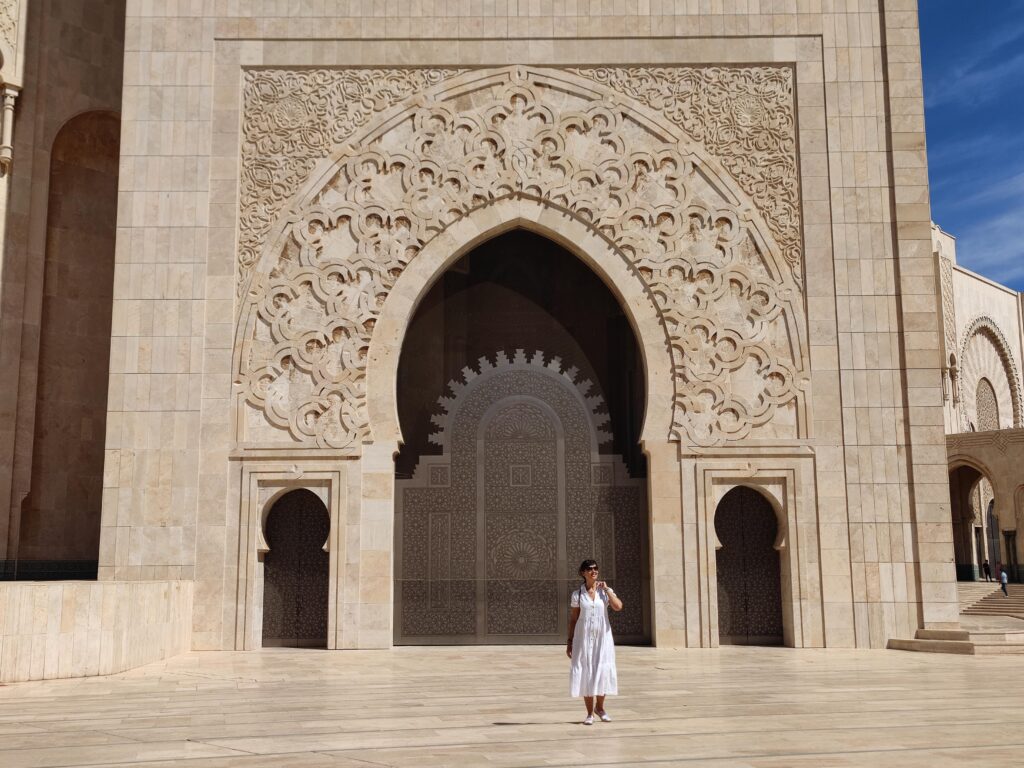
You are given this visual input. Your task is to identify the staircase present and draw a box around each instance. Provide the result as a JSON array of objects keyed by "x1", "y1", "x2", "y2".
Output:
[
  {"x1": 958, "y1": 582, "x2": 1000, "y2": 612},
  {"x1": 887, "y1": 582, "x2": 1024, "y2": 655},
  {"x1": 962, "y1": 583, "x2": 1024, "y2": 618}
]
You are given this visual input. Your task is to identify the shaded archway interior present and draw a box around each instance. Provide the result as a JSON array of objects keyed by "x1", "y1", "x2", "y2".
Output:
[
  {"x1": 396, "y1": 229, "x2": 646, "y2": 477},
  {"x1": 948, "y1": 465, "x2": 1013, "y2": 582},
  {"x1": 394, "y1": 230, "x2": 650, "y2": 645},
  {"x1": 262, "y1": 489, "x2": 330, "y2": 648},
  {"x1": 714, "y1": 486, "x2": 783, "y2": 645},
  {"x1": 14, "y1": 111, "x2": 121, "y2": 580}
]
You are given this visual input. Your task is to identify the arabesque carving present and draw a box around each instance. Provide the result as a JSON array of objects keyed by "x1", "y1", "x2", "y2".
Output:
[
  {"x1": 239, "y1": 68, "x2": 465, "y2": 277},
  {"x1": 975, "y1": 378, "x2": 1000, "y2": 433},
  {"x1": 939, "y1": 256, "x2": 956, "y2": 358},
  {"x1": 395, "y1": 350, "x2": 646, "y2": 642},
  {"x1": 959, "y1": 316, "x2": 1023, "y2": 428},
  {"x1": 237, "y1": 67, "x2": 807, "y2": 450},
  {"x1": 571, "y1": 67, "x2": 801, "y2": 280},
  {"x1": 0, "y1": 1, "x2": 16, "y2": 52}
]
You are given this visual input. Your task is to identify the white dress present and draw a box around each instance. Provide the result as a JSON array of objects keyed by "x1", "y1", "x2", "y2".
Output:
[{"x1": 569, "y1": 585, "x2": 618, "y2": 697}]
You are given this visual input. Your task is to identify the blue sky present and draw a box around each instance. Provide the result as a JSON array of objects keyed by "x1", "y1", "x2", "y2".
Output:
[{"x1": 920, "y1": 1, "x2": 1024, "y2": 290}]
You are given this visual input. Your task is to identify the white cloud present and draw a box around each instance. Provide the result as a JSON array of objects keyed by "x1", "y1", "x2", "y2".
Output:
[
  {"x1": 926, "y1": 48, "x2": 1024, "y2": 109},
  {"x1": 955, "y1": 202, "x2": 1024, "y2": 290},
  {"x1": 952, "y1": 169, "x2": 1024, "y2": 209},
  {"x1": 924, "y1": 19, "x2": 1024, "y2": 110},
  {"x1": 927, "y1": 130, "x2": 1024, "y2": 172}
]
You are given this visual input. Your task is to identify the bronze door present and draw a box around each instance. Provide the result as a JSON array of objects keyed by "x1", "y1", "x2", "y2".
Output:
[
  {"x1": 479, "y1": 402, "x2": 562, "y2": 639},
  {"x1": 395, "y1": 353, "x2": 649, "y2": 644},
  {"x1": 714, "y1": 486, "x2": 783, "y2": 645},
  {"x1": 262, "y1": 489, "x2": 330, "y2": 647}
]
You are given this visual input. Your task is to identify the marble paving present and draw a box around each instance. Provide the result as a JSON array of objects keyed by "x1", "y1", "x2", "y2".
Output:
[{"x1": 0, "y1": 646, "x2": 1022, "y2": 767}]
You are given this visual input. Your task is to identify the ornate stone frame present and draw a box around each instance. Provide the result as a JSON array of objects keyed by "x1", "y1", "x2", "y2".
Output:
[
  {"x1": 200, "y1": 35, "x2": 834, "y2": 650},
  {"x1": 231, "y1": 459, "x2": 347, "y2": 650},
  {"x1": 233, "y1": 65, "x2": 809, "y2": 451},
  {"x1": 686, "y1": 448, "x2": 821, "y2": 648},
  {"x1": 958, "y1": 316, "x2": 1023, "y2": 429}
]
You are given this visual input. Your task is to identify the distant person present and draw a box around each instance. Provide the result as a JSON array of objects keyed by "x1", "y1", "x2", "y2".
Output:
[
  {"x1": 983, "y1": 559, "x2": 992, "y2": 581},
  {"x1": 567, "y1": 559, "x2": 623, "y2": 725},
  {"x1": 1001, "y1": 567, "x2": 1009, "y2": 597}
]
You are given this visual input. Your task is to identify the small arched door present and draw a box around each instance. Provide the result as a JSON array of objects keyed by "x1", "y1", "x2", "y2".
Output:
[
  {"x1": 262, "y1": 489, "x2": 330, "y2": 647},
  {"x1": 714, "y1": 486, "x2": 783, "y2": 645}
]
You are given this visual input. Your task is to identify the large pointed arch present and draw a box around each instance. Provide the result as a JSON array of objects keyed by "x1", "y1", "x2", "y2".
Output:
[
  {"x1": 233, "y1": 66, "x2": 809, "y2": 452},
  {"x1": 367, "y1": 201, "x2": 674, "y2": 446},
  {"x1": 959, "y1": 316, "x2": 1022, "y2": 429}
]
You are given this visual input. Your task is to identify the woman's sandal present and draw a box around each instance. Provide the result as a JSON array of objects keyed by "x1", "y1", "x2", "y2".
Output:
[
  {"x1": 596, "y1": 710, "x2": 612, "y2": 722},
  {"x1": 583, "y1": 714, "x2": 594, "y2": 725}
]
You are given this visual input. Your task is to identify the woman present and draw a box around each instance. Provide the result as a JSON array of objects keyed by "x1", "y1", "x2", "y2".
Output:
[{"x1": 567, "y1": 559, "x2": 623, "y2": 725}]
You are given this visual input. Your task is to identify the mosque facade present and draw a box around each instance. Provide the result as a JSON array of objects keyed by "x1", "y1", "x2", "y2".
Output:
[{"x1": 0, "y1": 0, "x2": 1021, "y2": 681}]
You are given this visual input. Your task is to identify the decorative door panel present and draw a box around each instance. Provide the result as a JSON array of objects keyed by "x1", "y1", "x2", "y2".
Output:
[
  {"x1": 395, "y1": 350, "x2": 649, "y2": 644},
  {"x1": 262, "y1": 489, "x2": 330, "y2": 647},
  {"x1": 714, "y1": 486, "x2": 783, "y2": 645}
]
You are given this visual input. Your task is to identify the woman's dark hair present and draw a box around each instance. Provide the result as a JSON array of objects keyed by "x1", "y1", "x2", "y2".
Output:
[{"x1": 578, "y1": 559, "x2": 598, "y2": 575}]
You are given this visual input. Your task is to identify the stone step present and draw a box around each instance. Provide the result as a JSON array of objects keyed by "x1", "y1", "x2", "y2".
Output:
[
  {"x1": 889, "y1": 625, "x2": 1024, "y2": 655},
  {"x1": 970, "y1": 631, "x2": 1024, "y2": 643},
  {"x1": 962, "y1": 591, "x2": 1024, "y2": 617},
  {"x1": 916, "y1": 628, "x2": 970, "y2": 641},
  {"x1": 887, "y1": 638, "x2": 974, "y2": 655},
  {"x1": 964, "y1": 607, "x2": 1024, "y2": 612},
  {"x1": 963, "y1": 607, "x2": 1024, "y2": 616},
  {"x1": 971, "y1": 643, "x2": 1024, "y2": 655},
  {"x1": 958, "y1": 583, "x2": 1000, "y2": 600}
]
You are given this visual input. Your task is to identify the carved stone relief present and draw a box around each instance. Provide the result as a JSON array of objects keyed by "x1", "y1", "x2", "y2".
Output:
[
  {"x1": 959, "y1": 316, "x2": 1023, "y2": 429},
  {"x1": 239, "y1": 68, "x2": 465, "y2": 279},
  {"x1": 394, "y1": 351, "x2": 646, "y2": 644},
  {"x1": 0, "y1": 1, "x2": 16, "y2": 53},
  {"x1": 570, "y1": 66, "x2": 801, "y2": 279},
  {"x1": 236, "y1": 66, "x2": 808, "y2": 450},
  {"x1": 976, "y1": 378, "x2": 1000, "y2": 433},
  {"x1": 939, "y1": 256, "x2": 957, "y2": 357}
]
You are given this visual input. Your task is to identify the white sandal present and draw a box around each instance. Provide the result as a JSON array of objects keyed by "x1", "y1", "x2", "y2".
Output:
[
  {"x1": 583, "y1": 714, "x2": 594, "y2": 725},
  {"x1": 597, "y1": 710, "x2": 612, "y2": 722}
]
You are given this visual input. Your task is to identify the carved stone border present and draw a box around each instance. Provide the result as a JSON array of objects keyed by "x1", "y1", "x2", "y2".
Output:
[
  {"x1": 239, "y1": 65, "x2": 802, "y2": 291},
  {"x1": 959, "y1": 315, "x2": 1023, "y2": 428},
  {"x1": 235, "y1": 66, "x2": 808, "y2": 450}
]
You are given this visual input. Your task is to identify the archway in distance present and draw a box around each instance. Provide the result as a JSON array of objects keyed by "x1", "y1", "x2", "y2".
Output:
[
  {"x1": 19, "y1": 111, "x2": 121, "y2": 579},
  {"x1": 393, "y1": 230, "x2": 650, "y2": 645},
  {"x1": 948, "y1": 464, "x2": 996, "y2": 582}
]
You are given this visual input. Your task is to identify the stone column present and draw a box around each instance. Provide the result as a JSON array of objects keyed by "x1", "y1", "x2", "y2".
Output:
[
  {"x1": 0, "y1": 82, "x2": 18, "y2": 309},
  {"x1": 645, "y1": 440, "x2": 687, "y2": 647},
  {"x1": 351, "y1": 440, "x2": 399, "y2": 648}
]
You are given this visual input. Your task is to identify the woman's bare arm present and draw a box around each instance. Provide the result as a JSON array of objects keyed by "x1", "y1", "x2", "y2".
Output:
[{"x1": 598, "y1": 581, "x2": 624, "y2": 612}]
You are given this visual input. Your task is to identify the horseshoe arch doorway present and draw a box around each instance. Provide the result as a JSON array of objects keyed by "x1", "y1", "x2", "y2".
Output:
[
  {"x1": 393, "y1": 230, "x2": 651, "y2": 645},
  {"x1": 714, "y1": 486, "x2": 784, "y2": 645},
  {"x1": 261, "y1": 489, "x2": 331, "y2": 648}
]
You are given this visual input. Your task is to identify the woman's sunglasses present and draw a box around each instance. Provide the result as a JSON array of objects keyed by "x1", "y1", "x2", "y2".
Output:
[{"x1": 583, "y1": 566, "x2": 600, "y2": 571}]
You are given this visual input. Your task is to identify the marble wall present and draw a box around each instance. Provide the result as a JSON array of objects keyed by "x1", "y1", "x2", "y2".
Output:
[
  {"x1": 0, "y1": 579, "x2": 192, "y2": 682},
  {"x1": 934, "y1": 225, "x2": 1024, "y2": 435},
  {"x1": 0, "y1": 0, "x2": 126, "y2": 572},
  {"x1": 18, "y1": 112, "x2": 121, "y2": 566},
  {"x1": 0, "y1": 1, "x2": 963, "y2": 663},
  {"x1": 102, "y1": 0, "x2": 947, "y2": 651},
  {"x1": 933, "y1": 226, "x2": 1024, "y2": 581}
]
